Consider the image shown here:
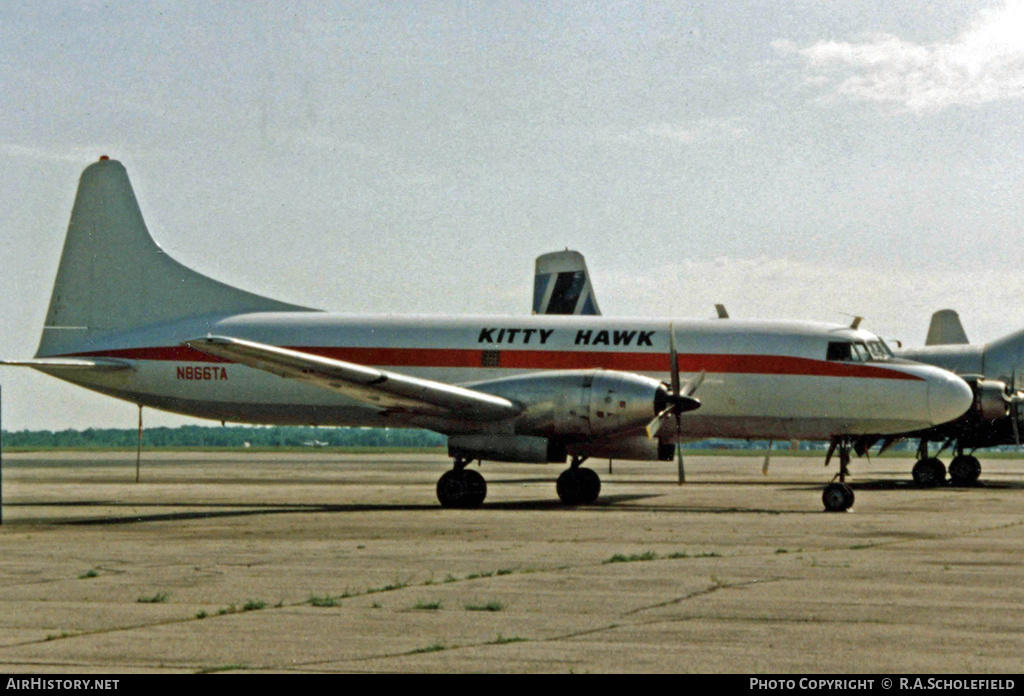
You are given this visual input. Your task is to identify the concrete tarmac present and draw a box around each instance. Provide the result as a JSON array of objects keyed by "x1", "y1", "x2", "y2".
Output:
[{"x1": 1, "y1": 450, "x2": 1022, "y2": 674}]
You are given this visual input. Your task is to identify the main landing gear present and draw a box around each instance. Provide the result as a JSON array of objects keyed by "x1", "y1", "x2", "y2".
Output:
[
  {"x1": 948, "y1": 453, "x2": 982, "y2": 486},
  {"x1": 822, "y1": 437, "x2": 855, "y2": 513},
  {"x1": 436, "y1": 457, "x2": 487, "y2": 508},
  {"x1": 556, "y1": 456, "x2": 601, "y2": 506},
  {"x1": 913, "y1": 440, "x2": 981, "y2": 487},
  {"x1": 435, "y1": 455, "x2": 603, "y2": 508}
]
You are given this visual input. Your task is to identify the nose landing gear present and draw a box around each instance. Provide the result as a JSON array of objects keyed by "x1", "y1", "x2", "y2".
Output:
[{"x1": 822, "y1": 437, "x2": 855, "y2": 512}]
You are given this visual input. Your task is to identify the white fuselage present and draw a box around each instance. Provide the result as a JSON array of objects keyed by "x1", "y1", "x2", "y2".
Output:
[{"x1": 39, "y1": 312, "x2": 969, "y2": 441}]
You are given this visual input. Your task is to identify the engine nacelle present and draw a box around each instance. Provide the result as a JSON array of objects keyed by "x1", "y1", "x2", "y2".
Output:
[
  {"x1": 969, "y1": 377, "x2": 1009, "y2": 421},
  {"x1": 448, "y1": 434, "x2": 567, "y2": 463},
  {"x1": 568, "y1": 436, "x2": 676, "y2": 461},
  {"x1": 472, "y1": 369, "x2": 668, "y2": 438}
]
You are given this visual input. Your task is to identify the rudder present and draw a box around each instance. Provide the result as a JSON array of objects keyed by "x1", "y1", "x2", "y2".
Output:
[{"x1": 532, "y1": 250, "x2": 601, "y2": 316}]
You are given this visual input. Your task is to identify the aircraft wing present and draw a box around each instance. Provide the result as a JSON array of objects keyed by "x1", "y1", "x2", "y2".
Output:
[{"x1": 184, "y1": 335, "x2": 522, "y2": 421}]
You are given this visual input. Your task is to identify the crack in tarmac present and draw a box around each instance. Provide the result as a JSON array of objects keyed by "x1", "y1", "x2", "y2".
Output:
[{"x1": 3, "y1": 514, "x2": 1023, "y2": 672}]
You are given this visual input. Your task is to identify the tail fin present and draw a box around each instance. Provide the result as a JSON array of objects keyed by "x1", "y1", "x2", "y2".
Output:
[
  {"x1": 36, "y1": 158, "x2": 310, "y2": 357},
  {"x1": 924, "y1": 309, "x2": 969, "y2": 346},
  {"x1": 532, "y1": 250, "x2": 601, "y2": 316}
]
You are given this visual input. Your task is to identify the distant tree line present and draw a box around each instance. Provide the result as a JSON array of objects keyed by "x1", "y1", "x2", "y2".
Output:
[
  {"x1": 0, "y1": 427, "x2": 929, "y2": 452},
  {"x1": 0, "y1": 425, "x2": 447, "y2": 449}
]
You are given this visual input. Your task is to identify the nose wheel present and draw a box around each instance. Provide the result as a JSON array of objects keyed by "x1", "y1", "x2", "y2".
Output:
[
  {"x1": 822, "y1": 437, "x2": 855, "y2": 512},
  {"x1": 822, "y1": 482, "x2": 854, "y2": 512}
]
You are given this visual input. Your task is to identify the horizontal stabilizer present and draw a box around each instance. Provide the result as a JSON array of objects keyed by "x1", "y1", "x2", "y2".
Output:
[
  {"x1": 1, "y1": 357, "x2": 134, "y2": 372},
  {"x1": 185, "y1": 335, "x2": 522, "y2": 421}
]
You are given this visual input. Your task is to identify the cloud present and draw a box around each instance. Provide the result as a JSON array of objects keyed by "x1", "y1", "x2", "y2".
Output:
[{"x1": 774, "y1": 1, "x2": 1024, "y2": 110}]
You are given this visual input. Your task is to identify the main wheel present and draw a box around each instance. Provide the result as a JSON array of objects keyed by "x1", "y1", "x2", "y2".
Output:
[
  {"x1": 948, "y1": 455, "x2": 981, "y2": 486},
  {"x1": 436, "y1": 468, "x2": 487, "y2": 508},
  {"x1": 822, "y1": 482, "x2": 854, "y2": 512},
  {"x1": 556, "y1": 467, "x2": 601, "y2": 505},
  {"x1": 912, "y1": 457, "x2": 946, "y2": 487}
]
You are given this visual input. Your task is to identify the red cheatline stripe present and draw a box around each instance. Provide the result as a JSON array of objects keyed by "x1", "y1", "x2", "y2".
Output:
[{"x1": 67, "y1": 346, "x2": 923, "y2": 380}]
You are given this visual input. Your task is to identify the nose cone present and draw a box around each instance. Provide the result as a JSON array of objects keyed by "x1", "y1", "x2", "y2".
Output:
[{"x1": 928, "y1": 370, "x2": 974, "y2": 425}]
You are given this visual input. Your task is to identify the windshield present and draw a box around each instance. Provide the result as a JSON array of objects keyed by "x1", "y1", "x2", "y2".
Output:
[{"x1": 827, "y1": 339, "x2": 891, "y2": 362}]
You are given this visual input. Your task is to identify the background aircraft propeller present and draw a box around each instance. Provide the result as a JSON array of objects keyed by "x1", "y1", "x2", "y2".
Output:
[{"x1": 1005, "y1": 369, "x2": 1024, "y2": 449}]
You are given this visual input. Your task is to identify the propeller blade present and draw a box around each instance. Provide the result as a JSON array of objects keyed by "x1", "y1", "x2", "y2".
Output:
[
  {"x1": 1004, "y1": 369, "x2": 1021, "y2": 449},
  {"x1": 676, "y1": 407, "x2": 685, "y2": 484},
  {"x1": 682, "y1": 370, "x2": 705, "y2": 398},
  {"x1": 762, "y1": 439, "x2": 772, "y2": 476},
  {"x1": 669, "y1": 322, "x2": 680, "y2": 396},
  {"x1": 1013, "y1": 401, "x2": 1021, "y2": 450},
  {"x1": 645, "y1": 407, "x2": 672, "y2": 439}
]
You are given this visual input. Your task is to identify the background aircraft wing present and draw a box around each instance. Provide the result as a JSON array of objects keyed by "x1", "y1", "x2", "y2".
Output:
[{"x1": 185, "y1": 336, "x2": 521, "y2": 421}]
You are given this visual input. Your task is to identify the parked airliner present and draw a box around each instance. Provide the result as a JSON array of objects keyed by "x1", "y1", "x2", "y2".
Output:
[{"x1": 1, "y1": 159, "x2": 974, "y2": 511}]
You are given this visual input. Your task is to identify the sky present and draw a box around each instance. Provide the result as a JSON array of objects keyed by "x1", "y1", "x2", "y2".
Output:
[{"x1": 2, "y1": 0, "x2": 1024, "y2": 430}]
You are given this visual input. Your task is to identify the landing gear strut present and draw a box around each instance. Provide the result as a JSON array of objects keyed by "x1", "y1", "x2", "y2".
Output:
[
  {"x1": 822, "y1": 437, "x2": 854, "y2": 512},
  {"x1": 556, "y1": 456, "x2": 601, "y2": 506},
  {"x1": 436, "y1": 457, "x2": 487, "y2": 508}
]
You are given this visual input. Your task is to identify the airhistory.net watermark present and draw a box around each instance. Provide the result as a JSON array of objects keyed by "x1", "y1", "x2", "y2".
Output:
[{"x1": 6, "y1": 679, "x2": 118, "y2": 691}]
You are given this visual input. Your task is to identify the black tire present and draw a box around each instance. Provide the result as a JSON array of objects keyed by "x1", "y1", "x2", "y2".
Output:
[
  {"x1": 948, "y1": 455, "x2": 981, "y2": 486},
  {"x1": 556, "y1": 467, "x2": 601, "y2": 505},
  {"x1": 912, "y1": 457, "x2": 946, "y2": 487},
  {"x1": 436, "y1": 468, "x2": 487, "y2": 508},
  {"x1": 822, "y1": 482, "x2": 854, "y2": 512},
  {"x1": 576, "y1": 467, "x2": 601, "y2": 505}
]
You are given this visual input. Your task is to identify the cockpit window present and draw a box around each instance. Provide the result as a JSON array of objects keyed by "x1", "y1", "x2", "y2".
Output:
[
  {"x1": 827, "y1": 342, "x2": 853, "y2": 361},
  {"x1": 866, "y1": 340, "x2": 890, "y2": 360},
  {"x1": 827, "y1": 340, "x2": 891, "y2": 362}
]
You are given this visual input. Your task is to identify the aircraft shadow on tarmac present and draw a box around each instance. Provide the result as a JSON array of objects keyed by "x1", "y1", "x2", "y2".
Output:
[
  {"x1": 6, "y1": 476, "x2": 1021, "y2": 526},
  {"x1": 828, "y1": 477, "x2": 1024, "y2": 492},
  {"x1": 6, "y1": 494, "x2": 807, "y2": 525}
]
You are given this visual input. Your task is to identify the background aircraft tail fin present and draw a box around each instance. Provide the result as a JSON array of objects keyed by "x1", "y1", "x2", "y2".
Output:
[
  {"x1": 36, "y1": 158, "x2": 309, "y2": 357},
  {"x1": 532, "y1": 250, "x2": 601, "y2": 315},
  {"x1": 924, "y1": 309, "x2": 969, "y2": 346}
]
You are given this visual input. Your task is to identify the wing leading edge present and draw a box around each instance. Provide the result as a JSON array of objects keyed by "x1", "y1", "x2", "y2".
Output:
[{"x1": 184, "y1": 335, "x2": 521, "y2": 421}]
